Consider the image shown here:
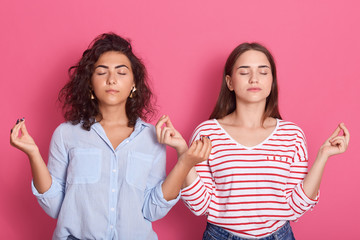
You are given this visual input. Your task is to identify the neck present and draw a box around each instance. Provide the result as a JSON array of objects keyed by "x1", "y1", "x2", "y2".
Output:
[
  {"x1": 230, "y1": 100, "x2": 266, "y2": 128},
  {"x1": 97, "y1": 104, "x2": 129, "y2": 126}
]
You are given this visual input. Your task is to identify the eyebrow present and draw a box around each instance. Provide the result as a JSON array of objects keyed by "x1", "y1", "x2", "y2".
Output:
[
  {"x1": 237, "y1": 65, "x2": 270, "y2": 69},
  {"x1": 95, "y1": 64, "x2": 129, "y2": 69}
]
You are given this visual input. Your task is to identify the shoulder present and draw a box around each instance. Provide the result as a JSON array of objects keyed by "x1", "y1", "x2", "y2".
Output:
[
  {"x1": 190, "y1": 119, "x2": 219, "y2": 141},
  {"x1": 277, "y1": 119, "x2": 306, "y2": 138},
  {"x1": 133, "y1": 119, "x2": 165, "y2": 152},
  {"x1": 193, "y1": 119, "x2": 218, "y2": 132},
  {"x1": 52, "y1": 121, "x2": 83, "y2": 135}
]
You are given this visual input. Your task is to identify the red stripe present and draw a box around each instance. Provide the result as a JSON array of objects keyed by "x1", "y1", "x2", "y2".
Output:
[
  {"x1": 184, "y1": 188, "x2": 207, "y2": 204},
  {"x1": 215, "y1": 179, "x2": 286, "y2": 185},
  {"x1": 212, "y1": 143, "x2": 237, "y2": 148},
  {"x1": 208, "y1": 213, "x2": 294, "y2": 219},
  {"x1": 268, "y1": 138, "x2": 297, "y2": 142},
  {"x1": 273, "y1": 133, "x2": 297, "y2": 137},
  {"x1": 215, "y1": 172, "x2": 290, "y2": 179},
  {"x1": 211, "y1": 199, "x2": 287, "y2": 205},
  {"x1": 216, "y1": 186, "x2": 284, "y2": 192},
  {"x1": 192, "y1": 122, "x2": 217, "y2": 133},
  {"x1": 214, "y1": 193, "x2": 285, "y2": 198},
  {"x1": 213, "y1": 165, "x2": 290, "y2": 174},
  {"x1": 181, "y1": 178, "x2": 200, "y2": 194},
  {"x1": 208, "y1": 206, "x2": 290, "y2": 212},
  {"x1": 192, "y1": 195, "x2": 211, "y2": 214},
  {"x1": 262, "y1": 143, "x2": 296, "y2": 147},
  {"x1": 207, "y1": 219, "x2": 270, "y2": 226}
]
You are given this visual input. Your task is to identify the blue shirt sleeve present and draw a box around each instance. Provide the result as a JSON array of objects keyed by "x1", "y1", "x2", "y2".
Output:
[
  {"x1": 31, "y1": 124, "x2": 67, "y2": 219},
  {"x1": 142, "y1": 144, "x2": 180, "y2": 222}
]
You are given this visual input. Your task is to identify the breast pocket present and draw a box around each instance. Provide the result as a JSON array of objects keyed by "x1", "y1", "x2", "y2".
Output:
[
  {"x1": 67, "y1": 148, "x2": 102, "y2": 184},
  {"x1": 126, "y1": 151, "x2": 153, "y2": 191},
  {"x1": 267, "y1": 155, "x2": 293, "y2": 164}
]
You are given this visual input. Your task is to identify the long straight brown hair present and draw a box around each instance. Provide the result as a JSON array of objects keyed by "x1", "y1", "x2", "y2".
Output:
[{"x1": 209, "y1": 42, "x2": 282, "y2": 123}]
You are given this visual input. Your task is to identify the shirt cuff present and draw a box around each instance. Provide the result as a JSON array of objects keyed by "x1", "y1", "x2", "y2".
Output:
[
  {"x1": 31, "y1": 176, "x2": 62, "y2": 199},
  {"x1": 153, "y1": 181, "x2": 180, "y2": 207},
  {"x1": 181, "y1": 176, "x2": 202, "y2": 201},
  {"x1": 298, "y1": 182, "x2": 320, "y2": 205}
]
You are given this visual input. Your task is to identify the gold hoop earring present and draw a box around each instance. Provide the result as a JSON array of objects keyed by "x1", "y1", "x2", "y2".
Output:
[
  {"x1": 90, "y1": 90, "x2": 95, "y2": 100},
  {"x1": 129, "y1": 86, "x2": 137, "y2": 98}
]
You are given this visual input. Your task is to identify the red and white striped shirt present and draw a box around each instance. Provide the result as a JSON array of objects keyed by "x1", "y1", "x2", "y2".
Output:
[{"x1": 181, "y1": 119, "x2": 319, "y2": 239}]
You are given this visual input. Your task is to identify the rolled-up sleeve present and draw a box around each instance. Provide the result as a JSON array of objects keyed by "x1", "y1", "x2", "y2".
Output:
[
  {"x1": 32, "y1": 124, "x2": 68, "y2": 219},
  {"x1": 142, "y1": 144, "x2": 179, "y2": 222}
]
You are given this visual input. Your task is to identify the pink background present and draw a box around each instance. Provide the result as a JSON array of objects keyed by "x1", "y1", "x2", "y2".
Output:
[{"x1": 1, "y1": 0, "x2": 359, "y2": 239}]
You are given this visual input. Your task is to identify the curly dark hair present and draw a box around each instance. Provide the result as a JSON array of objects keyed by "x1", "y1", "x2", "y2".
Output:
[{"x1": 58, "y1": 33, "x2": 154, "y2": 130}]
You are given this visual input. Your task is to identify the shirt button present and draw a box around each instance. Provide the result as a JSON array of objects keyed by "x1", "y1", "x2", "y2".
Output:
[
  {"x1": 112, "y1": 169, "x2": 116, "y2": 173},
  {"x1": 112, "y1": 189, "x2": 115, "y2": 192},
  {"x1": 111, "y1": 208, "x2": 115, "y2": 211},
  {"x1": 110, "y1": 225, "x2": 114, "y2": 229},
  {"x1": 125, "y1": 140, "x2": 129, "y2": 143}
]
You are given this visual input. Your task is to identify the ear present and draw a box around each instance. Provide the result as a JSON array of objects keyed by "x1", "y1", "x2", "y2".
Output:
[{"x1": 225, "y1": 75, "x2": 234, "y2": 91}]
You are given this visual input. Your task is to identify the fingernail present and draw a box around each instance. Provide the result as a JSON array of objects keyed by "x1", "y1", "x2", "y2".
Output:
[
  {"x1": 20, "y1": 117, "x2": 25, "y2": 122},
  {"x1": 11, "y1": 129, "x2": 13, "y2": 133},
  {"x1": 206, "y1": 136, "x2": 210, "y2": 139},
  {"x1": 16, "y1": 119, "x2": 19, "y2": 124}
]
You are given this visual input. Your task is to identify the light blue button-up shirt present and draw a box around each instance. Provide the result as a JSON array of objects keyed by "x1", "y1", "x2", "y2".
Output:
[{"x1": 32, "y1": 118, "x2": 179, "y2": 240}]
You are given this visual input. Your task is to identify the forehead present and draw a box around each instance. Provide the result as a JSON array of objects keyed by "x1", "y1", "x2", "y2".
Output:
[
  {"x1": 95, "y1": 51, "x2": 131, "y2": 66},
  {"x1": 235, "y1": 50, "x2": 270, "y2": 67}
]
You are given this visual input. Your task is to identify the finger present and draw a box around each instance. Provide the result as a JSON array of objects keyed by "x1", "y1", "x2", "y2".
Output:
[
  {"x1": 330, "y1": 139, "x2": 346, "y2": 152},
  {"x1": 339, "y1": 123, "x2": 350, "y2": 145},
  {"x1": 163, "y1": 128, "x2": 176, "y2": 143},
  {"x1": 329, "y1": 136, "x2": 345, "y2": 143},
  {"x1": 161, "y1": 127, "x2": 172, "y2": 143},
  {"x1": 11, "y1": 120, "x2": 22, "y2": 138},
  {"x1": 188, "y1": 140, "x2": 198, "y2": 154},
  {"x1": 165, "y1": 116, "x2": 175, "y2": 129},
  {"x1": 155, "y1": 115, "x2": 168, "y2": 141},
  {"x1": 193, "y1": 139, "x2": 204, "y2": 155},
  {"x1": 19, "y1": 120, "x2": 30, "y2": 136},
  {"x1": 200, "y1": 137, "x2": 212, "y2": 158},
  {"x1": 327, "y1": 125, "x2": 341, "y2": 141}
]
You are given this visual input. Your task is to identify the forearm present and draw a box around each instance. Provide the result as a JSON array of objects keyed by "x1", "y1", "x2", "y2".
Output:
[
  {"x1": 28, "y1": 149, "x2": 52, "y2": 194},
  {"x1": 302, "y1": 153, "x2": 328, "y2": 199},
  {"x1": 162, "y1": 158, "x2": 194, "y2": 201}
]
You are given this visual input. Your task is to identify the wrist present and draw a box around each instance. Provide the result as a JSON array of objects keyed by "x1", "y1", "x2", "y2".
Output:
[
  {"x1": 176, "y1": 144, "x2": 188, "y2": 157},
  {"x1": 178, "y1": 153, "x2": 196, "y2": 169},
  {"x1": 27, "y1": 147, "x2": 41, "y2": 159},
  {"x1": 316, "y1": 151, "x2": 329, "y2": 164}
]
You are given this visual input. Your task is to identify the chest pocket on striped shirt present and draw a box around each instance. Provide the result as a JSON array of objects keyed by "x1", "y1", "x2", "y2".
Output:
[
  {"x1": 126, "y1": 152, "x2": 153, "y2": 191},
  {"x1": 67, "y1": 148, "x2": 102, "y2": 184},
  {"x1": 267, "y1": 155, "x2": 293, "y2": 164}
]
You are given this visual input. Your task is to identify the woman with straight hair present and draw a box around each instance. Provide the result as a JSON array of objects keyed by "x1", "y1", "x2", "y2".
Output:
[
  {"x1": 157, "y1": 42, "x2": 349, "y2": 239},
  {"x1": 10, "y1": 32, "x2": 208, "y2": 240}
]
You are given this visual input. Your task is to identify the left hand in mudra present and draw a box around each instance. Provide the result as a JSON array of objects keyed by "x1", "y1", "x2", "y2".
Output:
[{"x1": 319, "y1": 123, "x2": 350, "y2": 158}]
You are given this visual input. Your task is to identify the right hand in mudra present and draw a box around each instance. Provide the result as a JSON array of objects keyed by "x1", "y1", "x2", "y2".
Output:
[
  {"x1": 10, "y1": 119, "x2": 39, "y2": 157},
  {"x1": 156, "y1": 115, "x2": 212, "y2": 167},
  {"x1": 156, "y1": 115, "x2": 188, "y2": 155},
  {"x1": 179, "y1": 135, "x2": 212, "y2": 167}
]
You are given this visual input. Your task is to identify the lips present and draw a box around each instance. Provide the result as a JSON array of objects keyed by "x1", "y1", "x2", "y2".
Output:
[
  {"x1": 247, "y1": 87, "x2": 261, "y2": 92},
  {"x1": 105, "y1": 89, "x2": 119, "y2": 94}
]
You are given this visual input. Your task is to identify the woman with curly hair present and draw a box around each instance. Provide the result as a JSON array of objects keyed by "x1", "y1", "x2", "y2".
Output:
[{"x1": 10, "y1": 33, "x2": 206, "y2": 240}]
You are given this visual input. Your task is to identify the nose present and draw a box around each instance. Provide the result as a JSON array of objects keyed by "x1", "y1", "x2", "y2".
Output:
[
  {"x1": 249, "y1": 73, "x2": 259, "y2": 84},
  {"x1": 106, "y1": 71, "x2": 116, "y2": 85}
]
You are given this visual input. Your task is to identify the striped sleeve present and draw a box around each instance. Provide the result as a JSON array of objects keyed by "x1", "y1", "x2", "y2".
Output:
[
  {"x1": 284, "y1": 128, "x2": 319, "y2": 219},
  {"x1": 181, "y1": 122, "x2": 215, "y2": 216}
]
